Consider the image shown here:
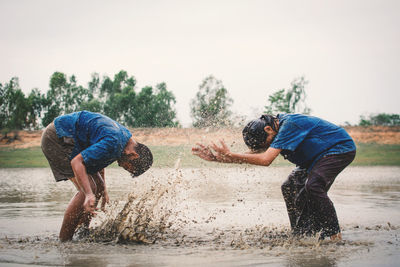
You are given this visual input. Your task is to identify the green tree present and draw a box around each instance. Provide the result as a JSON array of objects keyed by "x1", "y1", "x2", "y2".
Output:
[
  {"x1": 26, "y1": 88, "x2": 46, "y2": 130},
  {"x1": 0, "y1": 82, "x2": 7, "y2": 129},
  {"x1": 88, "y1": 72, "x2": 100, "y2": 100},
  {"x1": 42, "y1": 72, "x2": 94, "y2": 126},
  {"x1": 79, "y1": 99, "x2": 103, "y2": 113},
  {"x1": 359, "y1": 113, "x2": 400, "y2": 126},
  {"x1": 264, "y1": 76, "x2": 311, "y2": 115},
  {"x1": 99, "y1": 70, "x2": 179, "y2": 127},
  {"x1": 101, "y1": 71, "x2": 136, "y2": 123},
  {"x1": 190, "y1": 75, "x2": 233, "y2": 127},
  {"x1": 2, "y1": 71, "x2": 179, "y2": 129},
  {"x1": 129, "y1": 86, "x2": 152, "y2": 127},
  {"x1": 79, "y1": 72, "x2": 104, "y2": 113},
  {"x1": 151, "y1": 82, "x2": 179, "y2": 127},
  {"x1": 129, "y1": 83, "x2": 179, "y2": 127},
  {"x1": 0, "y1": 77, "x2": 31, "y2": 138}
]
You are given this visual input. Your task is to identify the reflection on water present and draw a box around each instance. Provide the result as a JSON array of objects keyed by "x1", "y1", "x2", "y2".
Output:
[{"x1": 0, "y1": 166, "x2": 399, "y2": 266}]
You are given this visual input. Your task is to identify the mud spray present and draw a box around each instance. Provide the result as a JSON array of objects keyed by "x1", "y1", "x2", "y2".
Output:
[
  {"x1": 86, "y1": 158, "x2": 188, "y2": 244},
  {"x1": 83, "y1": 160, "x2": 375, "y2": 252}
]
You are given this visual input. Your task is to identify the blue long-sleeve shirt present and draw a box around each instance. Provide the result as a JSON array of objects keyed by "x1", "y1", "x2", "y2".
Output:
[
  {"x1": 54, "y1": 111, "x2": 132, "y2": 174},
  {"x1": 270, "y1": 114, "x2": 356, "y2": 171}
]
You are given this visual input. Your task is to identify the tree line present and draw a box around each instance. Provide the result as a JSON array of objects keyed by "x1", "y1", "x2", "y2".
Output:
[
  {"x1": 1, "y1": 71, "x2": 399, "y2": 138},
  {"x1": 1, "y1": 70, "x2": 179, "y2": 135}
]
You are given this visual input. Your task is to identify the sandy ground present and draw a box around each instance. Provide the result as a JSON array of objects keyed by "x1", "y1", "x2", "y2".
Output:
[{"x1": 1, "y1": 126, "x2": 399, "y2": 149}]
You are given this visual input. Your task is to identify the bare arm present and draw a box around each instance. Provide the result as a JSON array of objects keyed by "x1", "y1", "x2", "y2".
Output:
[
  {"x1": 98, "y1": 169, "x2": 109, "y2": 211},
  {"x1": 70, "y1": 154, "x2": 96, "y2": 214},
  {"x1": 217, "y1": 147, "x2": 281, "y2": 166},
  {"x1": 192, "y1": 140, "x2": 282, "y2": 166}
]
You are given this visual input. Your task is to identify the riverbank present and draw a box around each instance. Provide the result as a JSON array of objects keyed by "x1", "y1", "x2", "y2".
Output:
[
  {"x1": 1, "y1": 143, "x2": 400, "y2": 168},
  {"x1": 1, "y1": 126, "x2": 399, "y2": 168}
]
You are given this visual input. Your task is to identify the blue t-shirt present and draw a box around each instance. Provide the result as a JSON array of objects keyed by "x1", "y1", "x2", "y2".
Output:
[
  {"x1": 270, "y1": 114, "x2": 356, "y2": 171},
  {"x1": 54, "y1": 111, "x2": 132, "y2": 174}
]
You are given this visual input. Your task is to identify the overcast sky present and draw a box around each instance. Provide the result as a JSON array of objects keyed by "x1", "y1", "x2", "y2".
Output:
[{"x1": 1, "y1": 0, "x2": 399, "y2": 126}]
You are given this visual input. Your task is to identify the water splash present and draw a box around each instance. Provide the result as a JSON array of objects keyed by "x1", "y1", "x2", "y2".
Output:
[{"x1": 87, "y1": 158, "x2": 187, "y2": 244}]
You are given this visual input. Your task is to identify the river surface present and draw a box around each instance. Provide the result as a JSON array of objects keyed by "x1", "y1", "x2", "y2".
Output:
[{"x1": 0, "y1": 166, "x2": 399, "y2": 266}]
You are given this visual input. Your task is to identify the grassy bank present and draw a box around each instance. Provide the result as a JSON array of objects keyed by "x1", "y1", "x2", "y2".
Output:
[{"x1": 1, "y1": 143, "x2": 399, "y2": 168}]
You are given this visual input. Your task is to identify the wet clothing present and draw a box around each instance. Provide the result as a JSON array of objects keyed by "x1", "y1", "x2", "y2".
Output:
[
  {"x1": 281, "y1": 150, "x2": 356, "y2": 239},
  {"x1": 269, "y1": 114, "x2": 356, "y2": 238},
  {"x1": 42, "y1": 111, "x2": 132, "y2": 181},
  {"x1": 54, "y1": 111, "x2": 132, "y2": 175},
  {"x1": 41, "y1": 122, "x2": 75, "y2": 181},
  {"x1": 271, "y1": 114, "x2": 356, "y2": 171}
]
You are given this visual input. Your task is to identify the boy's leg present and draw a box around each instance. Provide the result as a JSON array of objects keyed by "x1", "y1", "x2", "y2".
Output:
[
  {"x1": 281, "y1": 167, "x2": 307, "y2": 230},
  {"x1": 305, "y1": 151, "x2": 356, "y2": 239},
  {"x1": 59, "y1": 176, "x2": 97, "y2": 242}
]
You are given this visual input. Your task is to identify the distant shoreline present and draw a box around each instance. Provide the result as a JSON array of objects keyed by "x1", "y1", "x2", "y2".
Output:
[
  {"x1": 1, "y1": 126, "x2": 399, "y2": 168},
  {"x1": 1, "y1": 143, "x2": 399, "y2": 168},
  {"x1": 1, "y1": 126, "x2": 400, "y2": 149}
]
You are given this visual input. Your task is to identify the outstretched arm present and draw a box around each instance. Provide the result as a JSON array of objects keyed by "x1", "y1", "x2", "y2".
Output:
[{"x1": 192, "y1": 140, "x2": 282, "y2": 166}]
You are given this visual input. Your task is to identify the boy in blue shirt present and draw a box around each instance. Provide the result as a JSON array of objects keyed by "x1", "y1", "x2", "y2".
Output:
[
  {"x1": 192, "y1": 114, "x2": 356, "y2": 240},
  {"x1": 41, "y1": 111, "x2": 153, "y2": 241}
]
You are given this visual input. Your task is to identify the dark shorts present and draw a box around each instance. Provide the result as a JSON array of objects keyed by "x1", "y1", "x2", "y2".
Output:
[{"x1": 41, "y1": 123, "x2": 75, "y2": 182}]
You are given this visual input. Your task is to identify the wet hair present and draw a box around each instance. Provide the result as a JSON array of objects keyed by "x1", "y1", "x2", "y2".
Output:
[
  {"x1": 122, "y1": 143, "x2": 153, "y2": 178},
  {"x1": 242, "y1": 115, "x2": 278, "y2": 151}
]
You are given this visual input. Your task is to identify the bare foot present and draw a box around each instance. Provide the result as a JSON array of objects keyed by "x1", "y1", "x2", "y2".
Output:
[{"x1": 330, "y1": 232, "x2": 342, "y2": 241}]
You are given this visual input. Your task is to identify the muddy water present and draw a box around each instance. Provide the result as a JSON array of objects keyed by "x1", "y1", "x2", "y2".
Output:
[{"x1": 0, "y1": 166, "x2": 399, "y2": 266}]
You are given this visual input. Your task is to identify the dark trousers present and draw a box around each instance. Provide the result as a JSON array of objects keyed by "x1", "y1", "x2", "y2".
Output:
[{"x1": 281, "y1": 151, "x2": 356, "y2": 239}]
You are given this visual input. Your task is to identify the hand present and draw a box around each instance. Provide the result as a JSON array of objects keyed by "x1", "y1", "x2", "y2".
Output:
[
  {"x1": 192, "y1": 143, "x2": 217, "y2": 161},
  {"x1": 211, "y1": 140, "x2": 234, "y2": 162},
  {"x1": 83, "y1": 193, "x2": 97, "y2": 215},
  {"x1": 101, "y1": 190, "x2": 110, "y2": 212}
]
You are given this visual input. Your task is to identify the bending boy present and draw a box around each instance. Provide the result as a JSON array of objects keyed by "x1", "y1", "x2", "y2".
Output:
[
  {"x1": 41, "y1": 111, "x2": 153, "y2": 241},
  {"x1": 192, "y1": 113, "x2": 356, "y2": 240}
]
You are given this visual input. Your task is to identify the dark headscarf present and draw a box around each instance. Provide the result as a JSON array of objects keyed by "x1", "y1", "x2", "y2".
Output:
[{"x1": 242, "y1": 115, "x2": 278, "y2": 151}]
